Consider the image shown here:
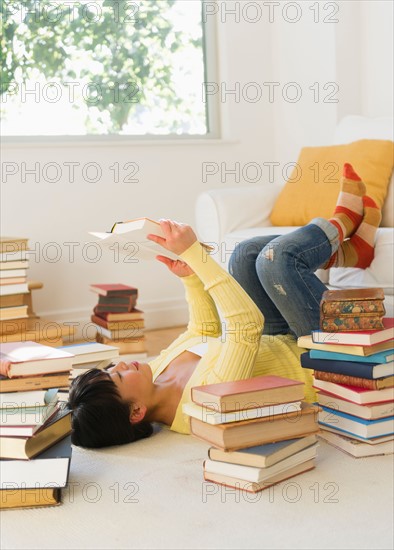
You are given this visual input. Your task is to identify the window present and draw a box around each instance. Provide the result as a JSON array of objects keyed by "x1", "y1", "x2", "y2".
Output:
[{"x1": 1, "y1": 0, "x2": 218, "y2": 138}]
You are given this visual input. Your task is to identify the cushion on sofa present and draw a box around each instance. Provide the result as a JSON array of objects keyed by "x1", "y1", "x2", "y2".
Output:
[{"x1": 270, "y1": 140, "x2": 394, "y2": 226}]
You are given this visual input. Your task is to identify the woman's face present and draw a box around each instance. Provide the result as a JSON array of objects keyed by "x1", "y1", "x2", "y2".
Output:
[{"x1": 107, "y1": 361, "x2": 153, "y2": 405}]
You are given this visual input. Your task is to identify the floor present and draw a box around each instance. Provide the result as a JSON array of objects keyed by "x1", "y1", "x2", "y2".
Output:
[
  {"x1": 1, "y1": 325, "x2": 393, "y2": 550},
  {"x1": 144, "y1": 325, "x2": 186, "y2": 357}
]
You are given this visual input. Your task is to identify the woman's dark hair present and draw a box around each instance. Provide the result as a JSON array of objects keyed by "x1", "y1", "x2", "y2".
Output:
[{"x1": 67, "y1": 369, "x2": 153, "y2": 449}]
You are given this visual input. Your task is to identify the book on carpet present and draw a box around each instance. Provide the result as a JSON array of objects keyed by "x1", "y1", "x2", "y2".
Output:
[
  {"x1": 0, "y1": 259, "x2": 29, "y2": 270},
  {"x1": 320, "y1": 288, "x2": 385, "y2": 315},
  {"x1": 97, "y1": 293, "x2": 137, "y2": 305},
  {"x1": 203, "y1": 459, "x2": 316, "y2": 494},
  {"x1": 0, "y1": 237, "x2": 29, "y2": 254},
  {"x1": 208, "y1": 434, "x2": 318, "y2": 468},
  {"x1": 300, "y1": 351, "x2": 394, "y2": 379},
  {"x1": 190, "y1": 403, "x2": 320, "y2": 452},
  {"x1": 0, "y1": 396, "x2": 59, "y2": 428},
  {"x1": 59, "y1": 342, "x2": 119, "y2": 365},
  {"x1": 317, "y1": 391, "x2": 394, "y2": 420},
  {"x1": 0, "y1": 294, "x2": 25, "y2": 308},
  {"x1": 92, "y1": 324, "x2": 144, "y2": 340},
  {"x1": 191, "y1": 375, "x2": 305, "y2": 413},
  {"x1": 318, "y1": 424, "x2": 394, "y2": 445},
  {"x1": 91, "y1": 314, "x2": 145, "y2": 331},
  {"x1": 313, "y1": 378, "x2": 394, "y2": 404},
  {"x1": 96, "y1": 333, "x2": 147, "y2": 354},
  {"x1": 183, "y1": 400, "x2": 302, "y2": 425},
  {"x1": 93, "y1": 308, "x2": 144, "y2": 322},
  {"x1": 312, "y1": 318, "x2": 394, "y2": 346},
  {"x1": 0, "y1": 276, "x2": 28, "y2": 286},
  {"x1": 0, "y1": 250, "x2": 29, "y2": 263},
  {"x1": 320, "y1": 316, "x2": 385, "y2": 332},
  {"x1": 0, "y1": 317, "x2": 32, "y2": 335},
  {"x1": 298, "y1": 335, "x2": 394, "y2": 356},
  {"x1": 318, "y1": 405, "x2": 394, "y2": 439},
  {"x1": 90, "y1": 283, "x2": 138, "y2": 297},
  {"x1": 318, "y1": 430, "x2": 394, "y2": 458},
  {"x1": 0, "y1": 318, "x2": 76, "y2": 344},
  {"x1": 0, "y1": 487, "x2": 61, "y2": 510},
  {"x1": 0, "y1": 435, "x2": 72, "y2": 489},
  {"x1": 314, "y1": 370, "x2": 394, "y2": 390},
  {"x1": 90, "y1": 217, "x2": 214, "y2": 261},
  {"x1": 0, "y1": 388, "x2": 58, "y2": 410},
  {"x1": 309, "y1": 348, "x2": 394, "y2": 364},
  {"x1": 204, "y1": 443, "x2": 319, "y2": 484},
  {"x1": 0, "y1": 372, "x2": 70, "y2": 393},
  {"x1": 0, "y1": 341, "x2": 74, "y2": 378},
  {"x1": 0, "y1": 283, "x2": 29, "y2": 296},
  {"x1": 0, "y1": 305, "x2": 28, "y2": 321},
  {"x1": 0, "y1": 267, "x2": 28, "y2": 278},
  {"x1": 93, "y1": 303, "x2": 137, "y2": 314},
  {"x1": 69, "y1": 358, "x2": 118, "y2": 378},
  {"x1": 0, "y1": 407, "x2": 71, "y2": 459},
  {"x1": 97, "y1": 293, "x2": 137, "y2": 308}
]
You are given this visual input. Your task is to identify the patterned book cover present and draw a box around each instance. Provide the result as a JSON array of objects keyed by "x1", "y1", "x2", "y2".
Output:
[
  {"x1": 320, "y1": 288, "x2": 385, "y2": 316},
  {"x1": 320, "y1": 315, "x2": 385, "y2": 332},
  {"x1": 313, "y1": 370, "x2": 394, "y2": 390}
]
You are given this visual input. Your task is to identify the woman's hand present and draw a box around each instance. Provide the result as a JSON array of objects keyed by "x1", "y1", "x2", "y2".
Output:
[
  {"x1": 156, "y1": 255, "x2": 194, "y2": 278},
  {"x1": 147, "y1": 219, "x2": 198, "y2": 256}
]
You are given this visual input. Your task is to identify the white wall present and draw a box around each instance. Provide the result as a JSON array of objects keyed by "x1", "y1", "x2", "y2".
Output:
[{"x1": 1, "y1": 0, "x2": 393, "y2": 333}]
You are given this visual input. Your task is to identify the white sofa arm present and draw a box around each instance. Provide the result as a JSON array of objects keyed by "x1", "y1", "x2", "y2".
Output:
[{"x1": 195, "y1": 184, "x2": 281, "y2": 243}]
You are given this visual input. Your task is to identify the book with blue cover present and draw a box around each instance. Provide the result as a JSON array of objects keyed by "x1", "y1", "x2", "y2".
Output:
[
  {"x1": 301, "y1": 352, "x2": 394, "y2": 379},
  {"x1": 208, "y1": 435, "x2": 317, "y2": 468},
  {"x1": 310, "y1": 348, "x2": 394, "y2": 364},
  {"x1": 318, "y1": 405, "x2": 394, "y2": 439}
]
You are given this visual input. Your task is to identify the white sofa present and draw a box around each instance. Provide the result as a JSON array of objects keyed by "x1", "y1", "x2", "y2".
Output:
[{"x1": 195, "y1": 116, "x2": 394, "y2": 315}]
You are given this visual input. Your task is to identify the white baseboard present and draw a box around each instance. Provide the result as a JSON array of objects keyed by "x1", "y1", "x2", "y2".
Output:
[{"x1": 38, "y1": 297, "x2": 188, "y2": 341}]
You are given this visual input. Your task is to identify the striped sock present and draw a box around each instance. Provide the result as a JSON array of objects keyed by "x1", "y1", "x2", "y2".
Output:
[
  {"x1": 328, "y1": 163, "x2": 366, "y2": 242},
  {"x1": 327, "y1": 196, "x2": 381, "y2": 268}
]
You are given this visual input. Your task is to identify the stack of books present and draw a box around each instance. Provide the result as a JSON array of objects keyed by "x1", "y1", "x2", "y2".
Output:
[
  {"x1": 90, "y1": 283, "x2": 148, "y2": 357},
  {"x1": 298, "y1": 288, "x2": 394, "y2": 458},
  {"x1": 183, "y1": 375, "x2": 320, "y2": 493},
  {"x1": 0, "y1": 237, "x2": 30, "y2": 331},
  {"x1": 0, "y1": 341, "x2": 74, "y2": 509}
]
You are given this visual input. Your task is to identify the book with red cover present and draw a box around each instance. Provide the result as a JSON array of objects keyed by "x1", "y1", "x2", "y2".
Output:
[
  {"x1": 93, "y1": 308, "x2": 144, "y2": 322},
  {"x1": 313, "y1": 377, "x2": 394, "y2": 405},
  {"x1": 91, "y1": 314, "x2": 144, "y2": 330},
  {"x1": 90, "y1": 284, "x2": 138, "y2": 297},
  {"x1": 312, "y1": 318, "x2": 394, "y2": 346},
  {"x1": 191, "y1": 375, "x2": 305, "y2": 413}
]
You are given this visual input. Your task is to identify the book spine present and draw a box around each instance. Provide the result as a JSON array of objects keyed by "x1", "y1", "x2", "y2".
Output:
[
  {"x1": 321, "y1": 299, "x2": 386, "y2": 316},
  {"x1": 320, "y1": 316, "x2": 385, "y2": 332},
  {"x1": 300, "y1": 353, "x2": 376, "y2": 378},
  {"x1": 314, "y1": 370, "x2": 377, "y2": 390}
]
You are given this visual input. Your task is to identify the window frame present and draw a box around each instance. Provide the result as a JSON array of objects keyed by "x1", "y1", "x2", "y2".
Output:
[{"x1": 1, "y1": 0, "x2": 221, "y2": 144}]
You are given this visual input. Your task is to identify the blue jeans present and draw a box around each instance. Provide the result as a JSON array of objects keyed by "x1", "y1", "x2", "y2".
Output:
[{"x1": 228, "y1": 219, "x2": 340, "y2": 338}]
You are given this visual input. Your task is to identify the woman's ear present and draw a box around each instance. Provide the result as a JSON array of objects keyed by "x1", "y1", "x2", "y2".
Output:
[{"x1": 129, "y1": 403, "x2": 147, "y2": 424}]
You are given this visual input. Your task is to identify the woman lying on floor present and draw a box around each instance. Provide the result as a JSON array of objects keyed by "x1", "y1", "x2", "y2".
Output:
[{"x1": 68, "y1": 164, "x2": 381, "y2": 448}]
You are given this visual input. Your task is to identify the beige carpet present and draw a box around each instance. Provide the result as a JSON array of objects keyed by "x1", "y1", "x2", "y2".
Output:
[{"x1": 1, "y1": 425, "x2": 393, "y2": 550}]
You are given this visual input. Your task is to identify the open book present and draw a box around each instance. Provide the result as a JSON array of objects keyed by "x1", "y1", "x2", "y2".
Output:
[{"x1": 89, "y1": 217, "x2": 213, "y2": 261}]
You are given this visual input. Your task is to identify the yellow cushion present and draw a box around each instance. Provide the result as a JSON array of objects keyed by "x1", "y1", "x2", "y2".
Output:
[{"x1": 270, "y1": 139, "x2": 394, "y2": 226}]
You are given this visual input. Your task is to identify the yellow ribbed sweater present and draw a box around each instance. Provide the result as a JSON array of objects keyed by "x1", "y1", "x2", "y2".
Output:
[{"x1": 148, "y1": 241, "x2": 315, "y2": 434}]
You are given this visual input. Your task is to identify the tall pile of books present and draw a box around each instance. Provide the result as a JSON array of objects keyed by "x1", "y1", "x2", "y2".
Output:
[
  {"x1": 0, "y1": 237, "x2": 30, "y2": 335},
  {"x1": 0, "y1": 237, "x2": 76, "y2": 346},
  {"x1": 0, "y1": 341, "x2": 75, "y2": 509},
  {"x1": 298, "y1": 288, "x2": 394, "y2": 458},
  {"x1": 90, "y1": 283, "x2": 148, "y2": 358},
  {"x1": 183, "y1": 375, "x2": 320, "y2": 493}
]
